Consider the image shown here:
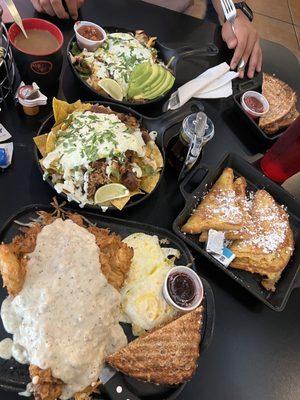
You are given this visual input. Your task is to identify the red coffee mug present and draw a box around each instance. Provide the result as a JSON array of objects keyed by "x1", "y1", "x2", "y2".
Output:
[{"x1": 8, "y1": 18, "x2": 63, "y2": 92}]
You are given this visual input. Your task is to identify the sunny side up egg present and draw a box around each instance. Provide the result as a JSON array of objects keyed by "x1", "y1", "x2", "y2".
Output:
[{"x1": 120, "y1": 233, "x2": 180, "y2": 336}]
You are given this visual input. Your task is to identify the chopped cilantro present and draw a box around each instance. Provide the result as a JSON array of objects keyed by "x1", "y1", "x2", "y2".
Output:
[{"x1": 70, "y1": 41, "x2": 81, "y2": 56}]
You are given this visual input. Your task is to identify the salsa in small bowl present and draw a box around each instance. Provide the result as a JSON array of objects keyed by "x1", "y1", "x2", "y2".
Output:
[
  {"x1": 74, "y1": 21, "x2": 106, "y2": 52},
  {"x1": 241, "y1": 90, "x2": 269, "y2": 119}
]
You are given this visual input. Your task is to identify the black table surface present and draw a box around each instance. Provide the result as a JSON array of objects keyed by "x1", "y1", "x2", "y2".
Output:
[{"x1": 1, "y1": 1, "x2": 300, "y2": 400}]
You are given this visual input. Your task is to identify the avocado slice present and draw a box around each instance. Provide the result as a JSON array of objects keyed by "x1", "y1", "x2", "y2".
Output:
[
  {"x1": 135, "y1": 71, "x2": 175, "y2": 100},
  {"x1": 142, "y1": 66, "x2": 168, "y2": 92},
  {"x1": 130, "y1": 62, "x2": 150, "y2": 83},
  {"x1": 128, "y1": 63, "x2": 153, "y2": 98},
  {"x1": 130, "y1": 63, "x2": 163, "y2": 96}
]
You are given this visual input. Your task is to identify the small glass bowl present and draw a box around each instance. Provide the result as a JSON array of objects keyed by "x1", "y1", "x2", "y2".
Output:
[{"x1": 74, "y1": 21, "x2": 106, "y2": 52}]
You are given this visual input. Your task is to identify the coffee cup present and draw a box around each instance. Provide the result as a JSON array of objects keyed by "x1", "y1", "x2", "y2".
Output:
[{"x1": 8, "y1": 18, "x2": 63, "y2": 93}]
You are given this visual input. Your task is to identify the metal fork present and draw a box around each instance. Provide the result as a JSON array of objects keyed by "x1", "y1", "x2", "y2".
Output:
[{"x1": 220, "y1": 0, "x2": 245, "y2": 70}]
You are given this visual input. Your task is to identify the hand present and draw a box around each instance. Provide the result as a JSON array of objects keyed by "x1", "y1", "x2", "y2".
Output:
[
  {"x1": 221, "y1": 10, "x2": 262, "y2": 79},
  {"x1": 31, "y1": 0, "x2": 85, "y2": 20}
]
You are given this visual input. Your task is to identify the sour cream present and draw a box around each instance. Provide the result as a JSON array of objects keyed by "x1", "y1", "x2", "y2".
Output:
[{"x1": 0, "y1": 219, "x2": 127, "y2": 399}]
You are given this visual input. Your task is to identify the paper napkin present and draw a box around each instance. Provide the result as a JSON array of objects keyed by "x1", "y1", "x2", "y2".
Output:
[
  {"x1": 169, "y1": 63, "x2": 238, "y2": 109},
  {"x1": 194, "y1": 70, "x2": 239, "y2": 99}
]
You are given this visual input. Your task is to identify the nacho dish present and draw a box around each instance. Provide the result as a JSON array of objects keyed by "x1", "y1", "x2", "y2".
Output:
[
  {"x1": 34, "y1": 99, "x2": 163, "y2": 210},
  {"x1": 0, "y1": 204, "x2": 204, "y2": 400},
  {"x1": 70, "y1": 30, "x2": 175, "y2": 102},
  {"x1": 181, "y1": 168, "x2": 294, "y2": 292}
]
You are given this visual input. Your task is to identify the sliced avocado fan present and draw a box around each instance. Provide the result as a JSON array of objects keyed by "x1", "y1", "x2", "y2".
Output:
[{"x1": 128, "y1": 62, "x2": 175, "y2": 100}]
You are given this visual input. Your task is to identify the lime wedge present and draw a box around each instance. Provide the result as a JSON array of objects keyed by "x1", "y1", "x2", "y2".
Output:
[
  {"x1": 94, "y1": 183, "x2": 129, "y2": 204},
  {"x1": 98, "y1": 78, "x2": 124, "y2": 101}
]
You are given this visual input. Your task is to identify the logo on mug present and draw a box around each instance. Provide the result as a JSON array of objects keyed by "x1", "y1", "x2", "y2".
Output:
[{"x1": 30, "y1": 60, "x2": 53, "y2": 75}]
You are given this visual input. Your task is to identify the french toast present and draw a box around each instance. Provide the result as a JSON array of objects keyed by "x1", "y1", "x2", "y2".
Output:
[
  {"x1": 106, "y1": 306, "x2": 203, "y2": 385},
  {"x1": 230, "y1": 190, "x2": 294, "y2": 291},
  {"x1": 259, "y1": 73, "x2": 298, "y2": 135},
  {"x1": 263, "y1": 106, "x2": 299, "y2": 135},
  {"x1": 198, "y1": 176, "x2": 253, "y2": 241},
  {"x1": 182, "y1": 168, "x2": 245, "y2": 234}
]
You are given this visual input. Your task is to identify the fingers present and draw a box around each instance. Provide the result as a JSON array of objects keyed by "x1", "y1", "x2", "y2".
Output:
[
  {"x1": 40, "y1": 0, "x2": 55, "y2": 16},
  {"x1": 32, "y1": 0, "x2": 81, "y2": 19},
  {"x1": 50, "y1": 0, "x2": 69, "y2": 18},
  {"x1": 221, "y1": 22, "x2": 238, "y2": 50},
  {"x1": 247, "y1": 40, "x2": 262, "y2": 79},
  {"x1": 77, "y1": 0, "x2": 85, "y2": 9},
  {"x1": 242, "y1": 32, "x2": 258, "y2": 74},
  {"x1": 257, "y1": 45, "x2": 262, "y2": 71},
  {"x1": 230, "y1": 23, "x2": 248, "y2": 70},
  {"x1": 65, "y1": 0, "x2": 78, "y2": 19},
  {"x1": 31, "y1": 0, "x2": 44, "y2": 13}
]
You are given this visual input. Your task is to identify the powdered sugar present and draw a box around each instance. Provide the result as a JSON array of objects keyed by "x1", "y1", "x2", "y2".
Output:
[
  {"x1": 198, "y1": 189, "x2": 243, "y2": 223},
  {"x1": 241, "y1": 200, "x2": 289, "y2": 254}
]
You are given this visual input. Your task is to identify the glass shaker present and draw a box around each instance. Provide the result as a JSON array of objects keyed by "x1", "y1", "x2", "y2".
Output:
[{"x1": 168, "y1": 111, "x2": 214, "y2": 178}]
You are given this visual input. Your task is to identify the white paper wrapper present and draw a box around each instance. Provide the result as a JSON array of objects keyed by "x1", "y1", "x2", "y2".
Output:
[
  {"x1": 173, "y1": 62, "x2": 230, "y2": 109},
  {"x1": 194, "y1": 70, "x2": 239, "y2": 99},
  {"x1": 0, "y1": 123, "x2": 12, "y2": 142},
  {"x1": 0, "y1": 142, "x2": 13, "y2": 168},
  {"x1": 206, "y1": 229, "x2": 225, "y2": 255},
  {"x1": 196, "y1": 83, "x2": 232, "y2": 99}
]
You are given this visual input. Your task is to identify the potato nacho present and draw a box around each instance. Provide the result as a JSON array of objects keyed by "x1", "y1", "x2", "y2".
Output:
[{"x1": 34, "y1": 99, "x2": 163, "y2": 209}]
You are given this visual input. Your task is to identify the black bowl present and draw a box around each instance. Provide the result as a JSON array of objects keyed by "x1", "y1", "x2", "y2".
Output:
[
  {"x1": 67, "y1": 26, "x2": 218, "y2": 107},
  {"x1": 34, "y1": 99, "x2": 204, "y2": 211}
]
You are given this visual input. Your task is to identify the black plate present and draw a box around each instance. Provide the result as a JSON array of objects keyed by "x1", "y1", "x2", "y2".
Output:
[
  {"x1": 0, "y1": 204, "x2": 215, "y2": 400},
  {"x1": 67, "y1": 26, "x2": 218, "y2": 107},
  {"x1": 34, "y1": 99, "x2": 203, "y2": 211},
  {"x1": 173, "y1": 153, "x2": 300, "y2": 311}
]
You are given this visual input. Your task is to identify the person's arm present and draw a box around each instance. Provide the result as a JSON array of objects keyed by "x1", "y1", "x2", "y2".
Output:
[
  {"x1": 211, "y1": 0, "x2": 262, "y2": 79},
  {"x1": 211, "y1": 0, "x2": 224, "y2": 23},
  {"x1": 142, "y1": 0, "x2": 194, "y2": 13},
  {"x1": 31, "y1": 0, "x2": 84, "y2": 19}
]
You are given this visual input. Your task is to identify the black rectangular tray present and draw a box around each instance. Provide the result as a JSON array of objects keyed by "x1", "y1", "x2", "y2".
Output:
[
  {"x1": 173, "y1": 153, "x2": 300, "y2": 312},
  {"x1": 232, "y1": 76, "x2": 285, "y2": 143},
  {"x1": 0, "y1": 204, "x2": 215, "y2": 400},
  {"x1": 233, "y1": 91, "x2": 283, "y2": 142}
]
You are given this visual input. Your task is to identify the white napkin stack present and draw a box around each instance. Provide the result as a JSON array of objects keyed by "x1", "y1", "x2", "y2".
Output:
[
  {"x1": 194, "y1": 70, "x2": 239, "y2": 99},
  {"x1": 171, "y1": 62, "x2": 239, "y2": 109}
]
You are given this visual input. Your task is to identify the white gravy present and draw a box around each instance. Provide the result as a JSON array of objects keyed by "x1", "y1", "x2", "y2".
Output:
[{"x1": 0, "y1": 219, "x2": 127, "y2": 399}]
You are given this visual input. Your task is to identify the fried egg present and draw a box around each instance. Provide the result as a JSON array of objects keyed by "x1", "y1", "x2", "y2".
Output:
[{"x1": 121, "y1": 233, "x2": 180, "y2": 335}]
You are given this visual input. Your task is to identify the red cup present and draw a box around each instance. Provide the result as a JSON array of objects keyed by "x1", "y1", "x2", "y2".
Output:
[
  {"x1": 8, "y1": 18, "x2": 63, "y2": 92},
  {"x1": 260, "y1": 116, "x2": 300, "y2": 183}
]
